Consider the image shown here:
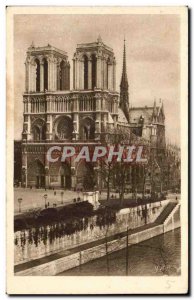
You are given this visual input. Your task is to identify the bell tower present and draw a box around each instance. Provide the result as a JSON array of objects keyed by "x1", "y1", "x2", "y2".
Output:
[
  {"x1": 22, "y1": 43, "x2": 70, "y2": 142},
  {"x1": 21, "y1": 39, "x2": 119, "y2": 189},
  {"x1": 73, "y1": 35, "x2": 116, "y2": 91},
  {"x1": 25, "y1": 42, "x2": 70, "y2": 94},
  {"x1": 72, "y1": 36, "x2": 119, "y2": 141},
  {"x1": 21, "y1": 43, "x2": 71, "y2": 188}
]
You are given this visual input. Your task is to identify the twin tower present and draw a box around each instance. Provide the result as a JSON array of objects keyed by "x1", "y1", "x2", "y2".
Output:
[
  {"x1": 22, "y1": 37, "x2": 123, "y2": 188},
  {"x1": 23, "y1": 36, "x2": 120, "y2": 143},
  {"x1": 25, "y1": 36, "x2": 117, "y2": 94}
]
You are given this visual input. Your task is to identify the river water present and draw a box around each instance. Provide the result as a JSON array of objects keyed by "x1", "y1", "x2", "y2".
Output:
[{"x1": 59, "y1": 228, "x2": 181, "y2": 276}]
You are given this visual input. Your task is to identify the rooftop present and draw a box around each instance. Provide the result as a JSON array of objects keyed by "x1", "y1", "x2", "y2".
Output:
[
  {"x1": 118, "y1": 108, "x2": 129, "y2": 124},
  {"x1": 27, "y1": 43, "x2": 68, "y2": 57},
  {"x1": 129, "y1": 106, "x2": 154, "y2": 124},
  {"x1": 77, "y1": 36, "x2": 113, "y2": 53}
]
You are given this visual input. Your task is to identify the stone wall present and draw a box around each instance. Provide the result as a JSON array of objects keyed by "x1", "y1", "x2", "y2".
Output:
[
  {"x1": 163, "y1": 203, "x2": 180, "y2": 233},
  {"x1": 15, "y1": 200, "x2": 169, "y2": 265},
  {"x1": 15, "y1": 224, "x2": 165, "y2": 276}
]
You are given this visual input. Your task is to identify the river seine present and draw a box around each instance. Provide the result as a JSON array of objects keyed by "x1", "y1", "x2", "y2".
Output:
[{"x1": 59, "y1": 228, "x2": 181, "y2": 276}]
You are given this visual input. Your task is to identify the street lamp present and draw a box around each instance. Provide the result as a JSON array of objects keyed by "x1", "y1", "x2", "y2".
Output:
[
  {"x1": 61, "y1": 191, "x2": 64, "y2": 204},
  {"x1": 43, "y1": 194, "x2": 47, "y2": 208},
  {"x1": 18, "y1": 198, "x2": 22, "y2": 213}
]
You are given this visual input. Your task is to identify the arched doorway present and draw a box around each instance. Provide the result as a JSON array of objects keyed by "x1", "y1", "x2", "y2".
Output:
[
  {"x1": 28, "y1": 159, "x2": 45, "y2": 188},
  {"x1": 60, "y1": 162, "x2": 71, "y2": 189}
]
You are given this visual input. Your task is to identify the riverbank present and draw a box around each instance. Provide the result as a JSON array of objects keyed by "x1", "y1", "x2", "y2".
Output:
[
  {"x1": 58, "y1": 228, "x2": 181, "y2": 276},
  {"x1": 15, "y1": 201, "x2": 180, "y2": 276},
  {"x1": 14, "y1": 194, "x2": 170, "y2": 232}
]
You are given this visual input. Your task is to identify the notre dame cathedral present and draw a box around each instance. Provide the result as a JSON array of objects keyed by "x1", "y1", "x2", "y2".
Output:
[{"x1": 19, "y1": 36, "x2": 166, "y2": 191}]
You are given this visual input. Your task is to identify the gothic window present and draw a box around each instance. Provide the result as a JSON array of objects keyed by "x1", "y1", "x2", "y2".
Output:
[
  {"x1": 139, "y1": 115, "x2": 144, "y2": 124},
  {"x1": 91, "y1": 54, "x2": 96, "y2": 89},
  {"x1": 106, "y1": 57, "x2": 111, "y2": 89},
  {"x1": 35, "y1": 59, "x2": 40, "y2": 92},
  {"x1": 43, "y1": 58, "x2": 48, "y2": 91},
  {"x1": 80, "y1": 117, "x2": 95, "y2": 140},
  {"x1": 32, "y1": 119, "x2": 46, "y2": 141},
  {"x1": 56, "y1": 117, "x2": 73, "y2": 140},
  {"x1": 107, "y1": 60, "x2": 109, "y2": 89},
  {"x1": 42, "y1": 124, "x2": 46, "y2": 140},
  {"x1": 83, "y1": 55, "x2": 88, "y2": 90},
  {"x1": 33, "y1": 125, "x2": 41, "y2": 141},
  {"x1": 59, "y1": 61, "x2": 65, "y2": 90},
  {"x1": 58, "y1": 60, "x2": 70, "y2": 91}
]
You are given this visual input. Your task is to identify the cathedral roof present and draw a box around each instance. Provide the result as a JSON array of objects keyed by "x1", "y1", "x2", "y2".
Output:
[
  {"x1": 129, "y1": 106, "x2": 155, "y2": 124},
  {"x1": 76, "y1": 37, "x2": 113, "y2": 54},
  {"x1": 27, "y1": 43, "x2": 68, "y2": 58},
  {"x1": 118, "y1": 108, "x2": 129, "y2": 124},
  {"x1": 108, "y1": 113, "x2": 114, "y2": 124},
  {"x1": 129, "y1": 103, "x2": 164, "y2": 125}
]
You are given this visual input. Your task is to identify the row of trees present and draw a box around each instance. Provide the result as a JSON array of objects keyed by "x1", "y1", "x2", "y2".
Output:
[
  {"x1": 97, "y1": 127, "x2": 164, "y2": 206},
  {"x1": 71, "y1": 127, "x2": 180, "y2": 204}
]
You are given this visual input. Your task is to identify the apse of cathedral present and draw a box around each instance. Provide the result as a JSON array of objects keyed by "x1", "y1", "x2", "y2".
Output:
[{"x1": 20, "y1": 36, "x2": 166, "y2": 190}]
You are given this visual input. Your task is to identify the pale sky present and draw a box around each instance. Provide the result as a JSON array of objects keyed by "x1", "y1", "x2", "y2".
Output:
[{"x1": 14, "y1": 14, "x2": 180, "y2": 144}]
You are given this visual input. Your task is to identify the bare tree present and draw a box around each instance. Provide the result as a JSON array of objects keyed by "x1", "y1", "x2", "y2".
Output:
[
  {"x1": 101, "y1": 125, "x2": 131, "y2": 205},
  {"x1": 98, "y1": 159, "x2": 114, "y2": 202}
]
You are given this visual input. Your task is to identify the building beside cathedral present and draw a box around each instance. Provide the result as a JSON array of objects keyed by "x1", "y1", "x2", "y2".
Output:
[
  {"x1": 17, "y1": 36, "x2": 170, "y2": 194},
  {"x1": 118, "y1": 40, "x2": 167, "y2": 195}
]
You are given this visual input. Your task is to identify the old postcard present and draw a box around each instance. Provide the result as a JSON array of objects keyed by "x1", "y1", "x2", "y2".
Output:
[{"x1": 6, "y1": 6, "x2": 188, "y2": 294}]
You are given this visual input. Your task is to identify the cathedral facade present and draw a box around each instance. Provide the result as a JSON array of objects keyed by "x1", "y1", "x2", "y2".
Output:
[
  {"x1": 20, "y1": 36, "x2": 167, "y2": 194},
  {"x1": 21, "y1": 37, "x2": 122, "y2": 189}
]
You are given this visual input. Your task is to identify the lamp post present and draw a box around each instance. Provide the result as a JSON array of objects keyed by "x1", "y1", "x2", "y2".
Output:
[
  {"x1": 43, "y1": 194, "x2": 47, "y2": 208},
  {"x1": 61, "y1": 191, "x2": 64, "y2": 204},
  {"x1": 18, "y1": 198, "x2": 23, "y2": 213}
]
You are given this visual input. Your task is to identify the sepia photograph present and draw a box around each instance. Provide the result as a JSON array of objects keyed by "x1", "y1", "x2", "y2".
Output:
[{"x1": 6, "y1": 6, "x2": 188, "y2": 294}]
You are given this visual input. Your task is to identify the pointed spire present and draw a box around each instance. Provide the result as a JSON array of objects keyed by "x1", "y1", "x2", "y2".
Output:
[
  {"x1": 153, "y1": 98, "x2": 157, "y2": 116},
  {"x1": 120, "y1": 38, "x2": 128, "y2": 88},
  {"x1": 120, "y1": 39, "x2": 130, "y2": 123},
  {"x1": 161, "y1": 100, "x2": 165, "y2": 117}
]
